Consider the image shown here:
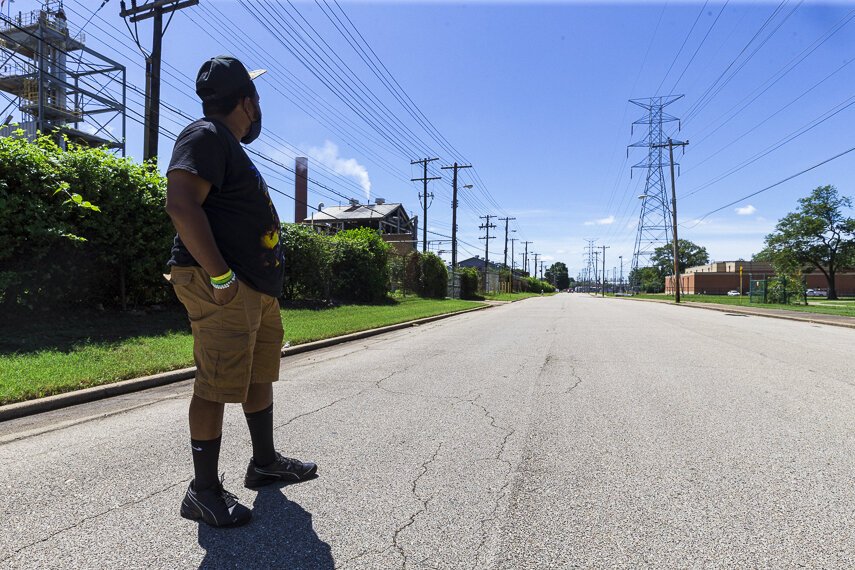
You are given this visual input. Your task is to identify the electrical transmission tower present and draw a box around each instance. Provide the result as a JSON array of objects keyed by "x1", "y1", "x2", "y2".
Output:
[
  {"x1": 627, "y1": 95, "x2": 683, "y2": 291},
  {"x1": 583, "y1": 239, "x2": 597, "y2": 289}
]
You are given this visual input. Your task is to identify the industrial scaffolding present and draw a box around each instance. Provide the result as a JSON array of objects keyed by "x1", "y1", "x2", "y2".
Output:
[{"x1": 0, "y1": 1, "x2": 126, "y2": 153}]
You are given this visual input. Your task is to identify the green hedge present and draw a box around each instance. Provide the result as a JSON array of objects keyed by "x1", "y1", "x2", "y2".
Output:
[
  {"x1": 524, "y1": 276, "x2": 555, "y2": 294},
  {"x1": 419, "y1": 252, "x2": 448, "y2": 298},
  {"x1": 330, "y1": 227, "x2": 391, "y2": 303},
  {"x1": 458, "y1": 267, "x2": 480, "y2": 299},
  {"x1": 281, "y1": 223, "x2": 330, "y2": 301},
  {"x1": 0, "y1": 133, "x2": 172, "y2": 311}
]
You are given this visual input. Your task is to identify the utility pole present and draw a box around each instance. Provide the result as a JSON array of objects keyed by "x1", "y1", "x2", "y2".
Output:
[
  {"x1": 499, "y1": 217, "x2": 516, "y2": 268},
  {"x1": 441, "y1": 162, "x2": 472, "y2": 269},
  {"x1": 479, "y1": 215, "x2": 497, "y2": 292},
  {"x1": 522, "y1": 241, "x2": 533, "y2": 276},
  {"x1": 411, "y1": 157, "x2": 440, "y2": 253},
  {"x1": 120, "y1": 0, "x2": 199, "y2": 164},
  {"x1": 652, "y1": 138, "x2": 689, "y2": 303},
  {"x1": 619, "y1": 255, "x2": 624, "y2": 293},
  {"x1": 593, "y1": 251, "x2": 600, "y2": 294},
  {"x1": 510, "y1": 237, "x2": 518, "y2": 292},
  {"x1": 600, "y1": 245, "x2": 610, "y2": 297},
  {"x1": 540, "y1": 261, "x2": 546, "y2": 281},
  {"x1": 532, "y1": 253, "x2": 540, "y2": 279}
]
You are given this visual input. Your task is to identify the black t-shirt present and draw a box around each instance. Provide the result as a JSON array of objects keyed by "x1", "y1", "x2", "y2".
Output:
[{"x1": 167, "y1": 118, "x2": 284, "y2": 297}]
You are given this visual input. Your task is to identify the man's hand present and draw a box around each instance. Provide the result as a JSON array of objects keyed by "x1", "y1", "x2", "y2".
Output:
[{"x1": 212, "y1": 280, "x2": 240, "y2": 306}]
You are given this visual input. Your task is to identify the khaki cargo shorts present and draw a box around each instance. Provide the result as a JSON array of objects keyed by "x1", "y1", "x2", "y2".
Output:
[{"x1": 166, "y1": 266, "x2": 284, "y2": 404}]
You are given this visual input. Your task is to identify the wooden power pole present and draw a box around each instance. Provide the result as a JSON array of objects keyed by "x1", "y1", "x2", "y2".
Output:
[
  {"x1": 411, "y1": 157, "x2": 440, "y2": 253},
  {"x1": 120, "y1": 0, "x2": 199, "y2": 163},
  {"x1": 441, "y1": 162, "x2": 472, "y2": 269},
  {"x1": 653, "y1": 138, "x2": 689, "y2": 302}
]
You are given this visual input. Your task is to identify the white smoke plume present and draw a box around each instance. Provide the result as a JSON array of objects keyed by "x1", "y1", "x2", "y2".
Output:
[{"x1": 308, "y1": 140, "x2": 371, "y2": 201}]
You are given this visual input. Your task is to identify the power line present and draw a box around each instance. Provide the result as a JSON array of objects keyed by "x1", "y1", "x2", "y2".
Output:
[{"x1": 685, "y1": 144, "x2": 855, "y2": 228}]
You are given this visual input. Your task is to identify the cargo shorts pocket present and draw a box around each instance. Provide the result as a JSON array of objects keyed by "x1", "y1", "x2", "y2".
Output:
[
  {"x1": 193, "y1": 327, "x2": 256, "y2": 403},
  {"x1": 166, "y1": 268, "x2": 203, "y2": 320}
]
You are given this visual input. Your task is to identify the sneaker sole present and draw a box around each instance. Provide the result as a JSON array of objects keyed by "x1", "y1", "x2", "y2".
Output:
[
  {"x1": 244, "y1": 465, "x2": 318, "y2": 489},
  {"x1": 180, "y1": 504, "x2": 252, "y2": 528}
]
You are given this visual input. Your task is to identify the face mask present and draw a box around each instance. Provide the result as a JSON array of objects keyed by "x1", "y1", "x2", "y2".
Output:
[{"x1": 241, "y1": 97, "x2": 262, "y2": 144}]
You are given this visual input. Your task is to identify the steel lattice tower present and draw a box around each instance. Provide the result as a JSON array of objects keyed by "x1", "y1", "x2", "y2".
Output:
[{"x1": 627, "y1": 95, "x2": 683, "y2": 290}]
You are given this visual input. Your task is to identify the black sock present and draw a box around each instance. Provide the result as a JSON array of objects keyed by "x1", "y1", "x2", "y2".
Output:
[
  {"x1": 190, "y1": 435, "x2": 221, "y2": 491},
  {"x1": 245, "y1": 404, "x2": 276, "y2": 466}
]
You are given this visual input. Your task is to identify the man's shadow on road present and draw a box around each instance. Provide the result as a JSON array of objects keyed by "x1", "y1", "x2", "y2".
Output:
[{"x1": 197, "y1": 483, "x2": 333, "y2": 570}]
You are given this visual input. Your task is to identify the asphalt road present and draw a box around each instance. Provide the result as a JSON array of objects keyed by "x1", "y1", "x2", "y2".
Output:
[{"x1": 3, "y1": 294, "x2": 855, "y2": 569}]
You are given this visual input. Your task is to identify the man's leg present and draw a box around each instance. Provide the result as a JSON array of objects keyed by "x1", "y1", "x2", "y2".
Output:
[
  {"x1": 242, "y1": 295, "x2": 317, "y2": 488},
  {"x1": 189, "y1": 395, "x2": 225, "y2": 491},
  {"x1": 243, "y1": 383, "x2": 275, "y2": 467}
]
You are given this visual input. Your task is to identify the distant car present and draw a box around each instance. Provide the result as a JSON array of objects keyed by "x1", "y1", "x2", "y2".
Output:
[
  {"x1": 727, "y1": 290, "x2": 740, "y2": 296},
  {"x1": 806, "y1": 289, "x2": 827, "y2": 297}
]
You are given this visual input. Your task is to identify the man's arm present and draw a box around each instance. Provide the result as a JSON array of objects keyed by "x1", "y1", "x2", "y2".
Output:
[{"x1": 165, "y1": 169, "x2": 237, "y2": 304}]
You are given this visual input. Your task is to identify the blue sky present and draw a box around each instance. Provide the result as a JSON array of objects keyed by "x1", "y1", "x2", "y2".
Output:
[{"x1": 4, "y1": 0, "x2": 854, "y2": 279}]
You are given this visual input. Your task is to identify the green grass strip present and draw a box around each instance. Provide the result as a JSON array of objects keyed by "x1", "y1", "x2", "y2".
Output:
[
  {"x1": 0, "y1": 297, "x2": 484, "y2": 405},
  {"x1": 629, "y1": 294, "x2": 855, "y2": 318}
]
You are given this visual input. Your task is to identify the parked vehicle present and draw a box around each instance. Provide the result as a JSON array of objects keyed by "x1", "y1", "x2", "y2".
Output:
[{"x1": 727, "y1": 290, "x2": 740, "y2": 296}]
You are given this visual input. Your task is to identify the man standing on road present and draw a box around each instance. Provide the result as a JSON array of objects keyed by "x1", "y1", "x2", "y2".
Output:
[{"x1": 165, "y1": 56, "x2": 316, "y2": 528}]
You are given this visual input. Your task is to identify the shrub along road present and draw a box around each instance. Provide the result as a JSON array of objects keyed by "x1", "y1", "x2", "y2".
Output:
[{"x1": 2, "y1": 294, "x2": 854, "y2": 567}]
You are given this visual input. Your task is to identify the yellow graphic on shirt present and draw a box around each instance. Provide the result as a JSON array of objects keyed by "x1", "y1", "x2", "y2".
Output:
[{"x1": 261, "y1": 229, "x2": 279, "y2": 249}]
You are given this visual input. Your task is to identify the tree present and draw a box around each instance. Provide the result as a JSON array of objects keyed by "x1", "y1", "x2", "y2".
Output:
[
  {"x1": 650, "y1": 239, "x2": 710, "y2": 276},
  {"x1": 545, "y1": 262, "x2": 570, "y2": 289},
  {"x1": 628, "y1": 266, "x2": 665, "y2": 293},
  {"x1": 764, "y1": 185, "x2": 855, "y2": 300}
]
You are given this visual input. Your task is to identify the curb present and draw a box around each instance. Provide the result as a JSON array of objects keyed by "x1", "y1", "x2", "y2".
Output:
[
  {"x1": 0, "y1": 304, "x2": 491, "y2": 423},
  {"x1": 612, "y1": 295, "x2": 855, "y2": 330}
]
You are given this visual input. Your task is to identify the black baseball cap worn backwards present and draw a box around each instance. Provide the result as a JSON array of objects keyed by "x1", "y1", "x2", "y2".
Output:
[{"x1": 195, "y1": 55, "x2": 267, "y2": 102}]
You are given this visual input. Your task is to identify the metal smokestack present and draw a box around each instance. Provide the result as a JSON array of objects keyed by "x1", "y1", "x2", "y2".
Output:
[{"x1": 295, "y1": 157, "x2": 308, "y2": 223}]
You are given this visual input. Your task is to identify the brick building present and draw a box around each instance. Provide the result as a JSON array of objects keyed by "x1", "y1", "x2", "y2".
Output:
[
  {"x1": 665, "y1": 261, "x2": 855, "y2": 295},
  {"x1": 303, "y1": 198, "x2": 417, "y2": 255}
]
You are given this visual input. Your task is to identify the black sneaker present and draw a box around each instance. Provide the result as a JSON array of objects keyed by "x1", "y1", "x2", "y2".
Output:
[
  {"x1": 180, "y1": 477, "x2": 252, "y2": 528},
  {"x1": 244, "y1": 452, "x2": 318, "y2": 488}
]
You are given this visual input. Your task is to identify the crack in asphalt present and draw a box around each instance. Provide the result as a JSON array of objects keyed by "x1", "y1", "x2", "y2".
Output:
[
  {"x1": 465, "y1": 395, "x2": 517, "y2": 568},
  {"x1": 3, "y1": 477, "x2": 193, "y2": 562},
  {"x1": 274, "y1": 388, "x2": 370, "y2": 431},
  {"x1": 565, "y1": 358, "x2": 583, "y2": 394},
  {"x1": 276, "y1": 363, "x2": 425, "y2": 432},
  {"x1": 472, "y1": 345, "x2": 575, "y2": 567},
  {"x1": 392, "y1": 441, "x2": 443, "y2": 569}
]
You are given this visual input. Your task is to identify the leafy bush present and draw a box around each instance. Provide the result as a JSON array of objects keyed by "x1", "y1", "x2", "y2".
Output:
[
  {"x1": 766, "y1": 275, "x2": 806, "y2": 305},
  {"x1": 458, "y1": 267, "x2": 480, "y2": 299},
  {"x1": 281, "y1": 223, "x2": 330, "y2": 301},
  {"x1": 0, "y1": 133, "x2": 172, "y2": 310},
  {"x1": 419, "y1": 252, "x2": 448, "y2": 298},
  {"x1": 525, "y1": 277, "x2": 555, "y2": 293},
  {"x1": 329, "y1": 227, "x2": 391, "y2": 303}
]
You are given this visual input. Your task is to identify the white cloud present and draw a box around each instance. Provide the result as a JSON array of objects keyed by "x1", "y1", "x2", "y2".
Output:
[
  {"x1": 584, "y1": 215, "x2": 615, "y2": 226},
  {"x1": 735, "y1": 204, "x2": 757, "y2": 216},
  {"x1": 308, "y1": 141, "x2": 371, "y2": 200}
]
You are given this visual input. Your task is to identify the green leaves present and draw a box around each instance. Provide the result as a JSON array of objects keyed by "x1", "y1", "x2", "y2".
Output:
[
  {"x1": 55, "y1": 182, "x2": 102, "y2": 213},
  {"x1": 764, "y1": 185, "x2": 855, "y2": 300},
  {"x1": 1, "y1": 132, "x2": 172, "y2": 310}
]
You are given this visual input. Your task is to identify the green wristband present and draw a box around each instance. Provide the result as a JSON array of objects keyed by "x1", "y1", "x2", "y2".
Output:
[{"x1": 210, "y1": 269, "x2": 234, "y2": 286}]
